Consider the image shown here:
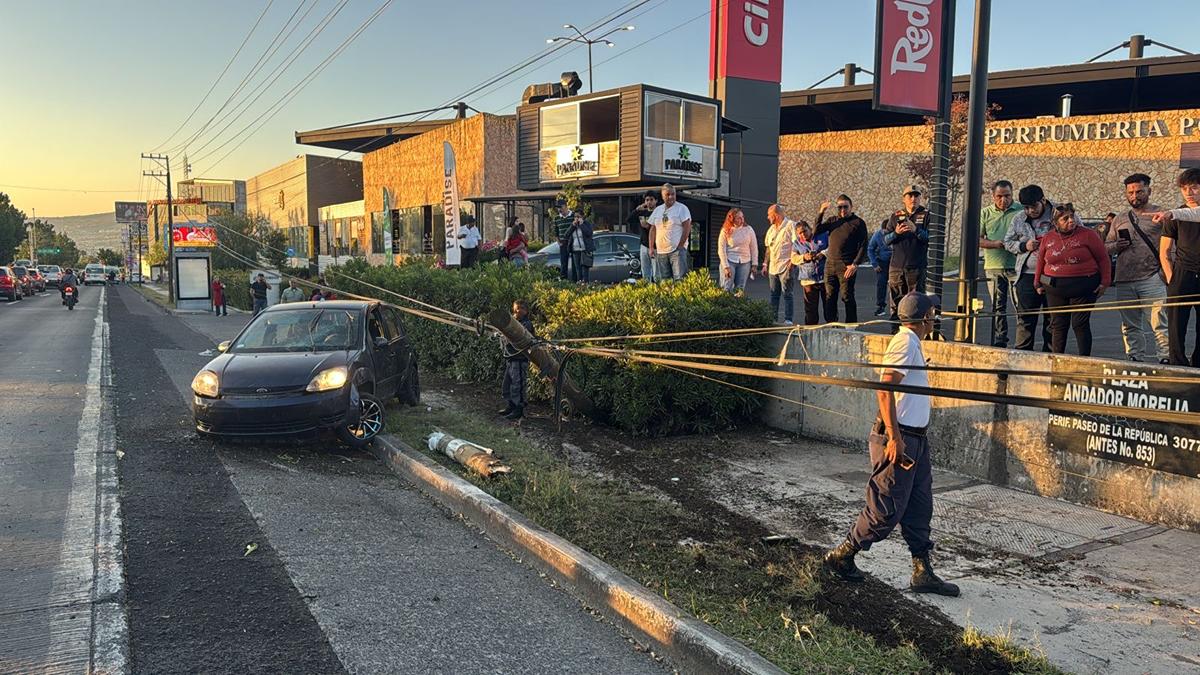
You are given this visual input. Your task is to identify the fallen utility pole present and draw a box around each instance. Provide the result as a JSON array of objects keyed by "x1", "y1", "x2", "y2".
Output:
[
  {"x1": 428, "y1": 432, "x2": 511, "y2": 477},
  {"x1": 487, "y1": 308, "x2": 596, "y2": 419}
]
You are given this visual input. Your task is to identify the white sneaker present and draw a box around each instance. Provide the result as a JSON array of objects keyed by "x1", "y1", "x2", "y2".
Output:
[{"x1": 783, "y1": 320, "x2": 794, "y2": 326}]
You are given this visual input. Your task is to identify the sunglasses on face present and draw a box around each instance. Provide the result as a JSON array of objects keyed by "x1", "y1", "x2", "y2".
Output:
[{"x1": 836, "y1": 204, "x2": 850, "y2": 210}]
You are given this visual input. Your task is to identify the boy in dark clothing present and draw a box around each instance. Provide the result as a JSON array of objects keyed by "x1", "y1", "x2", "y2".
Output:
[{"x1": 499, "y1": 300, "x2": 535, "y2": 420}]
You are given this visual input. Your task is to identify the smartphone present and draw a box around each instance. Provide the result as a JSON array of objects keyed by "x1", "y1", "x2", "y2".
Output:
[
  {"x1": 1119, "y1": 229, "x2": 1132, "y2": 241},
  {"x1": 898, "y1": 454, "x2": 916, "y2": 470}
]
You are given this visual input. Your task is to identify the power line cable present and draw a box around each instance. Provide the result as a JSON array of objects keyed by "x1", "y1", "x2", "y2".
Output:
[
  {"x1": 152, "y1": 0, "x2": 277, "y2": 151},
  {"x1": 163, "y1": 0, "x2": 323, "y2": 156}
]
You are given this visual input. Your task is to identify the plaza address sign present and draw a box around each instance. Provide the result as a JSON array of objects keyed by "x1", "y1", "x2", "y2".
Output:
[{"x1": 987, "y1": 116, "x2": 1200, "y2": 145}]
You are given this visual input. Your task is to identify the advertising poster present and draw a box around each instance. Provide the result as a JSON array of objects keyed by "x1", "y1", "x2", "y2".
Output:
[
  {"x1": 442, "y1": 141, "x2": 462, "y2": 267},
  {"x1": 873, "y1": 0, "x2": 950, "y2": 116}
]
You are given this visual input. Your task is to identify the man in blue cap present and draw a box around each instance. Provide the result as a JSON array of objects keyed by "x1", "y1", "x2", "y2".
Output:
[{"x1": 823, "y1": 291, "x2": 960, "y2": 597}]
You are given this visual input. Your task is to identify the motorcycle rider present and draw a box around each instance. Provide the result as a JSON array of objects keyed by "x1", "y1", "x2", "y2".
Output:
[{"x1": 60, "y1": 268, "x2": 80, "y2": 303}]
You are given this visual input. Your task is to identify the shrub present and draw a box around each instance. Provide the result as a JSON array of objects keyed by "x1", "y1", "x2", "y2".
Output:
[{"x1": 317, "y1": 259, "x2": 774, "y2": 436}]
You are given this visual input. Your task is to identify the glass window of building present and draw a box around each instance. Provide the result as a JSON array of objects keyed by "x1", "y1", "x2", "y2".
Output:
[
  {"x1": 578, "y1": 97, "x2": 619, "y2": 144},
  {"x1": 540, "y1": 104, "x2": 577, "y2": 149},
  {"x1": 645, "y1": 92, "x2": 681, "y2": 141},
  {"x1": 683, "y1": 101, "x2": 718, "y2": 147}
]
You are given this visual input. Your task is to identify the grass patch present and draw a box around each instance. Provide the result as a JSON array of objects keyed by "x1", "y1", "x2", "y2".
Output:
[
  {"x1": 129, "y1": 282, "x2": 172, "y2": 310},
  {"x1": 388, "y1": 404, "x2": 931, "y2": 673}
]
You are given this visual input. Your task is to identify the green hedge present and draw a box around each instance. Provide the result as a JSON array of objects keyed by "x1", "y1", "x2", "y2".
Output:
[{"x1": 329, "y1": 259, "x2": 773, "y2": 436}]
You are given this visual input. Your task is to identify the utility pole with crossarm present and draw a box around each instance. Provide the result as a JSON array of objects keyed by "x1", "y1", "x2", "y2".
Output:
[{"x1": 142, "y1": 153, "x2": 174, "y2": 302}]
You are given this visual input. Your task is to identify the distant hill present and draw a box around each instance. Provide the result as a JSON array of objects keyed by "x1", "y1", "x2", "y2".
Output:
[{"x1": 42, "y1": 212, "x2": 126, "y2": 255}]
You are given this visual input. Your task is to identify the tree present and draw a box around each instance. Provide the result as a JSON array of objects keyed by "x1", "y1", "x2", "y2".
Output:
[
  {"x1": 255, "y1": 220, "x2": 289, "y2": 270},
  {"x1": 0, "y1": 193, "x2": 28, "y2": 264},
  {"x1": 904, "y1": 96, "x2": 1000, "y2": 256},
  {"x1": 96, "y1": 248, "x2": 123, "y2": 266},
  {"x1": 14, "y1": 219, "x2": 83, "y2": 266},
  {"x1": 209, "y1": 211, "x2": 266, "y2": 269}
]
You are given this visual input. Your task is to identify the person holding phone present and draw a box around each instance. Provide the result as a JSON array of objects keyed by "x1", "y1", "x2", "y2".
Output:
[
  {"x1": 1035, "y1": 203, "x2": 1111, "y2": 356},
  {"x1": 825, "y1": 292, "x2": 959, "y2": 597},
  {"x1": 1106, "y1": 173, "x2": 1170, "y2": 363},
  {"x1": 1003, "y1": 185, "x2": 1058, "y2": 351}
]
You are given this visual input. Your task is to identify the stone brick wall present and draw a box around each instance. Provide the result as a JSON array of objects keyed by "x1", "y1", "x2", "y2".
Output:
[
  {"x1": 779, "y1": 109, "x2": 1200, "y2": 257},
  {"x1": 364, "y1": 113, "x2": 516, "y2": 215}
]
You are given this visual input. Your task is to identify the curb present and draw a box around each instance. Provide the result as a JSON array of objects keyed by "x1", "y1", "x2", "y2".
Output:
[{"x1": 371, "y1": 435, "x2": 785, "y2": 675}]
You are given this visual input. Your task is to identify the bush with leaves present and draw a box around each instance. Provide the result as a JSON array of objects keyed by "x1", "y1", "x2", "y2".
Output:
[{"x1": 327, "y1": 259, "x2": 773, "y2": 436}]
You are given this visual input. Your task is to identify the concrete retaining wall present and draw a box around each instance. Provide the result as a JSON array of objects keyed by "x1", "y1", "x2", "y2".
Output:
[{"x1": 761, "y1": 329, "x2": 1200, "y2": 531}]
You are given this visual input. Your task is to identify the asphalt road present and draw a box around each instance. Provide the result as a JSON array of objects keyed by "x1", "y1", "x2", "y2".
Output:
[
  {"x1": 107, "y1": 285, "x2": 663, "y2": 673},
  {"x1": 0, "y1": 285, "x2": 114, "y2": 672}
]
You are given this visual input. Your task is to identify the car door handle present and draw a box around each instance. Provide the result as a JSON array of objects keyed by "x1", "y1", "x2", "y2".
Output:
[{"x1": 603, "y1": 258, "x2": 615, "y2": 262}]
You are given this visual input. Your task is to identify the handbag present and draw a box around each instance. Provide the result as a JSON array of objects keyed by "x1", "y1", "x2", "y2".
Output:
[{"x1": 581, "y1": 250, "x2": 594, "y2": 266}]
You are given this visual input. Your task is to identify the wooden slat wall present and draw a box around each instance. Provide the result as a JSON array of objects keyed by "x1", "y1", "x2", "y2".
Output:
[
  {"x1": 619, "y1": 87, "x2": 642, "y2": 183},
  {"x1": 516, "y1": 106, "x2": 541, "y2": 189}
]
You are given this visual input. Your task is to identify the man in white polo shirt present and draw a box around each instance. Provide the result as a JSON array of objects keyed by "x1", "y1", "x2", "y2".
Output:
[
  {"x1": 648, "y1": 183, "x2": 692, "y2": 281},
  {"x1": 824, "y1": 291, "x2": 959, "y2": 597}
]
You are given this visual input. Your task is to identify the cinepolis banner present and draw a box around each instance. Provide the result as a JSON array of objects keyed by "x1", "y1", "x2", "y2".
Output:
[
  {"x1": 873, "y1": 0, "x2": 951, "y2": 116},
  {"x1": 709, "y1": 0, "x2": 784, "y2": 83}
]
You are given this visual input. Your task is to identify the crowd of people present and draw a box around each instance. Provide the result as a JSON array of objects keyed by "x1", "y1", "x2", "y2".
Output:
[{"x1": 700, "y1": 167, "x2": 1200, "y2": 367}]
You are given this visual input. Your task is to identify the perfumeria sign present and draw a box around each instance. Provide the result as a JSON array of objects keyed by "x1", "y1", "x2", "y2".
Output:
[{"x1": 987, "y1": 116, "x2": 1200, "y2": 146}]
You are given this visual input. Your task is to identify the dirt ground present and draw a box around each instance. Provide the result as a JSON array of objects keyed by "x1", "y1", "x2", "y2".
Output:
[{"x1": 418, "y1": 375, "x2": 1058, "y2": 674}]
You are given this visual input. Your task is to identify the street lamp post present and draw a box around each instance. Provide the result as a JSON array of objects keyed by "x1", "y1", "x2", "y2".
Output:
[{"x1": 547, "y1": 23, "x2": 634, "y2": 93}]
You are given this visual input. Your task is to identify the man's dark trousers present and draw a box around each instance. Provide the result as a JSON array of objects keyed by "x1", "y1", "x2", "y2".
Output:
[
  {"x1": 887, "y1": 267, "x2": 923, "y2": 325},
  {"x1": 824, "y1": 268, "x2": 858, "y2": 323},
  {"x1": 874, "y1": 268, "x2": 888, "y2": 312},
  {"x1": 1014, "y1": 274, "x2": 1052, "y2": 351},
  {"x1": 848, "y1": 430, "x2": 932, "y2": 556},
  {"x1": 502, "y1": 360, "x2": 528, "y2": 409},
  {"x1": 558, "y1": 241, "x2": 571, "y2": 280},
  {"x1": 1167, "y1": 267, "x2": 1200, "y2": 366}
]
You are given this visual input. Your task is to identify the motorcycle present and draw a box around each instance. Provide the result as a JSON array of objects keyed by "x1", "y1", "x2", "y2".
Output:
[
  {"x1": 617, "y1": 243, "x2": 643, "y2": 283},
  {"x1": 63, "y1": 285, "x2": 77, "y2": 310}
]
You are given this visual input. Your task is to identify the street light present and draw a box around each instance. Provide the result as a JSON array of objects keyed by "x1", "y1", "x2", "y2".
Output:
[{"x1": 547, "y1": 23, "x2": 634, "y2": 93}]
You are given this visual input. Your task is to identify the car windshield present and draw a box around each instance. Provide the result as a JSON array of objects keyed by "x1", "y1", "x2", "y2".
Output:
[{"x1": 233, "y1": 309, "x2": 361, "y2": 353}]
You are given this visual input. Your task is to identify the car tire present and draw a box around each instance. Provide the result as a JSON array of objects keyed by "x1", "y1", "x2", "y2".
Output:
[
  {"x1": 398, "y1": 364, "x2": 420, "y2": 406},
  {"x1": 336, "y1": 392, "x2": 385, "y2": 449}
]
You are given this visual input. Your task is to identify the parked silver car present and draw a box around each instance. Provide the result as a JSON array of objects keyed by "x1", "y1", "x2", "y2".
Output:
[{"x1": 526, "y1": 232, "x2": 642, "y2": 283}]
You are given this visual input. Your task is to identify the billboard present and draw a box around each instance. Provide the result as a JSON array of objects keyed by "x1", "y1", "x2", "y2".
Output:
[
  {"x1": 709, "y1": 0, "x2": 784, "y2": 84},
  {"x1": 172, "y1": 225, "x2": 217, "y2": 247},
  {"x1": 115, "y1": 201, "x2": 147, "y2": 223},
  {"x1": 873, "y1": 0, "x2": 951, "y2": 116}
]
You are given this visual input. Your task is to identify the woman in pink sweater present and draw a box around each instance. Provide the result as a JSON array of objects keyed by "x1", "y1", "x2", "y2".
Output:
[{"x1": 1035, "y1": 203, "x2": 1111, "y2": 355}]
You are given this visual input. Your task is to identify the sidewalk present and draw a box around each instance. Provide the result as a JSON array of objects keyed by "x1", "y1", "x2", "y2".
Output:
[{"x1": 708, "y1": 435, "x2": 1200, "y2": 674}]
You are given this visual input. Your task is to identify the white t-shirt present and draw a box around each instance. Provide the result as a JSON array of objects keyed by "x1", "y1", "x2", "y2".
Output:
[
  {"x1": 460, "y1": 225, "x2": 481, "y2": 249},
  {"x1": 763, "y1": 219, "x2": 794, "y2": 275},
  {"x1": 881, "y1": 326, "x2": 930, "y2": 428},
  {"x1": 650, "y1": 201, "x2": 692, "y2": 252}
]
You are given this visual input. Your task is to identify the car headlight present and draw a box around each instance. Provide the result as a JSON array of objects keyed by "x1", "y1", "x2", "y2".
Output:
[
  {"x1": 306, "y1": 366, "x2": 348, "y2": 392},
  {"x1": 192, "y1": 370, "x2": 219, "y2": 398}
]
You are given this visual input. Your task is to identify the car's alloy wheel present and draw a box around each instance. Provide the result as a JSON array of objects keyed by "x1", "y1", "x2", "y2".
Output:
[{"x1": 338, "y1": 393, "x2": 384, "y2": 448}]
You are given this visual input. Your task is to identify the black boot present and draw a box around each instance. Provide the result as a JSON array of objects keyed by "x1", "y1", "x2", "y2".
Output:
[
  {"x1": 497, "y1": 403, "x2": 515, "y2": 416},
  {"x1": 504, "y1": 406, "x2": 524, "y2": 420},
  {"x1": 823, "y1": 539, "x2": 865, "y2": 582},
  {"x1": 911, "y1": 554, "x2": 960, "y2": 597}
]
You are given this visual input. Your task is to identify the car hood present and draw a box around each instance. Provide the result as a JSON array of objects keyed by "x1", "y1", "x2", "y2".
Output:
[{"x1": 206, "y1": 350, "x2": 353, "y2": 392}]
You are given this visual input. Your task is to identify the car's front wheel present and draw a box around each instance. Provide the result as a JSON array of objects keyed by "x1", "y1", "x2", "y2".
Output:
[{"x1": 336, "y1": 392, "x2": 385, "y2": 449}]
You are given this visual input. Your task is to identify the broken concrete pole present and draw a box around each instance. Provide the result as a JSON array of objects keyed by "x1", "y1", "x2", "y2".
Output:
[
  {"x1": 487, "y1": 308, "x2": 596, "y2": 419},
  {"x1": 428, "y1": 432, "x2": 512, "y2": 477}
]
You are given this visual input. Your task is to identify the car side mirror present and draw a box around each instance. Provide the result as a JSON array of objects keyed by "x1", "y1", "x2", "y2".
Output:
[
  {"x1": 373, "y1": 336, "x2": 388, "y2": 348},
  {"x1": 217, "y1": 340, "x2": 231, "y2": 353}
]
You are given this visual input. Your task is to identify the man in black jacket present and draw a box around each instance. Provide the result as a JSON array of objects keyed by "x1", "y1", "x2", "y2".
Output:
[
  {"x1": 626, "y1": 191, "x2": 659, "y2": 281},
  {"x1": 885, "y1": 185, "x2": 931, "y2": 326},
  {"x1": 499, "y1": 299, "x2": 535, "y2": 420},
  {"x1": 816, "y1": 194, "x2": 869, "y2": 323}
]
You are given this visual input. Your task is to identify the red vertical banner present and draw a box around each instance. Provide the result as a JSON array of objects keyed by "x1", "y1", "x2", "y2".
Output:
[
  {"x1": 710, "y1": 0, "x2": 784, "y2": 84},
  {"x1": 873, "y1": 0, "x2": 950, "y2": 115}
]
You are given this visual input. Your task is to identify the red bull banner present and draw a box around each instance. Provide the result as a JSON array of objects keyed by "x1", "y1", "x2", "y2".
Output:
[{"x1": 873, "y1": 0, "x2": 951, "y2": 116}]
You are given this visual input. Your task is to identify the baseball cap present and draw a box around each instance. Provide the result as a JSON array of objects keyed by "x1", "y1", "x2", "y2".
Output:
[
  {"x1": 897, "y1": 292, "x2": 936, "y2": 322},
  {"x1": 901, "y1": 184, "x2": 922, "y2": 197}
]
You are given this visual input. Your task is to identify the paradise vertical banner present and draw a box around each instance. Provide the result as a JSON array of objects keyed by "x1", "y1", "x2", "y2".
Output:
[
  {"x1": 873, "y1": 0, "x2": 951, "y2": 116},
  {"x1": 382, "y1": 187, "x2": 393, "y2": 265},
  {"x1": 442, "y1": 141, "x2": 462, "y2": 267}
]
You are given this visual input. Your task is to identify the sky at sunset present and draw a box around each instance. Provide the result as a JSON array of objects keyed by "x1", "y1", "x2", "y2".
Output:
[{"x1": 1, "y1": 0, "x2": 1195, "y2": 216}]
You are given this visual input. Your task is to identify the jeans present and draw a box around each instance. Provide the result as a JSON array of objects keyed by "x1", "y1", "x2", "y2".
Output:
[
  {"x1": 461, "y1": 247, "x2": 479, "y2": 268},
  {"x1": 1114, "y1": 274, "x2": 1169, "y2": 361},
  {"x1": 1043, "y1": 274, "x2": 1100, "y2": 355},
  {"x1": 849, "y1": 430, "x2": 933, "y2": 557},
  {"x1": 1167, "y1": 267, "x2": 1200, "y2": 367},
  {"x1": 639, "y1": 245, "x2": 655, "y2": 282},
  {"x1": 252, "y1": 298, "x2": 268, "y2": 315},
  {"x1": 502, "y1": 360, "x2": 528, "y2": 408},
  {"x1": 801, "y1": 282, "x2": 825, "y2": 325},
  {"x1": 824, "y1": 268, "x2": 858, "y2": 323},
  {"x1": 1014, "y1": 273, "x2": 1052, "y2": 351},
  {"x1": 722, "y1": 262, "x2": 751, "y2": 292},
  {"x1": 873, "y1": 265, "x2": 889, "y2": 312},
  {"x1": 569, "y1": 251, "x2": 590, "y2": 282},
  {"x1": 769, "y1": 270, "x2": 794, "y2": 323},
  {"x1": 655, "y1": 248, "x2": 688, "y2": 281},
  {"x1": 558, "y1": 240, "x2": 571, "y2": 280},
  {"x1": 986, "y1": 269, "x2": 1015, "y2": 347}
]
